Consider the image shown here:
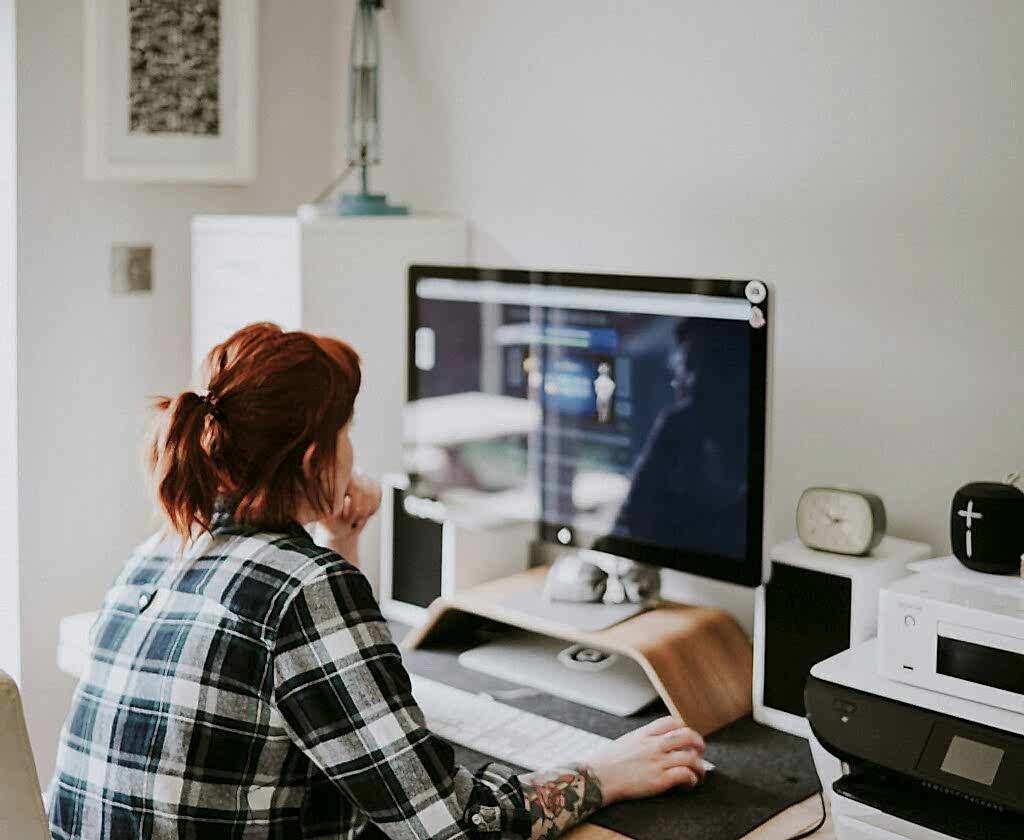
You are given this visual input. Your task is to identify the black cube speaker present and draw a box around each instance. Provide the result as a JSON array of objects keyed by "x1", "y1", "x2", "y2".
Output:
[
  {"x1": 950, "y1": 482, "x2": 1024, "y2": 575},
  {"x1": 754, "y1": 537, "x2": 931, "y2": 737}
]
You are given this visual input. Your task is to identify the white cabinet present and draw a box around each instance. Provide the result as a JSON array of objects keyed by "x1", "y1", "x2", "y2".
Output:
[{"x1": 191, "y1": 215, "x2": 468, "y2": 590}]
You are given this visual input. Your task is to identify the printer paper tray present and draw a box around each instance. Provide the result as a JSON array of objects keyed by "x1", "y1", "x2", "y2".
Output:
[{"x1": 834, "y1": 768, "x2": 1024, "y2": 840}]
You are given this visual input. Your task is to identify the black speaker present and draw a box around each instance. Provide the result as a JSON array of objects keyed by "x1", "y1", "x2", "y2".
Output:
[
  {"x1": 950, "y1": 482, "x2": 1024, "y2": 575},
  {"x1": 761, "y1": 563, "x2": 851, "y2": 720},
  {"x1": 379, "y1": 474, "x2": 532, "y2": 625}
]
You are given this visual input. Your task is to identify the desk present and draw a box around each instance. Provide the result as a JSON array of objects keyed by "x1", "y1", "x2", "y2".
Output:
[
  {"x1": 564, "y1": 794, "x2": 834, "y2": 840},
  {"x1": 57, "y1": 611, "x2": 835, "y2": 840}
]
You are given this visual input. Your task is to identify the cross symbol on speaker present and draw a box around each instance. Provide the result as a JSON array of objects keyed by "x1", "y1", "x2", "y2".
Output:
[{"x1": 957, "y1": 499, "x2": 984, "y2": 558}]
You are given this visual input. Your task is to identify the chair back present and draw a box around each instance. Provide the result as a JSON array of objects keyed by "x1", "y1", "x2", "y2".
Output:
[{"x1": 0, "y1": 671, "x2": 50, "y2": 840}]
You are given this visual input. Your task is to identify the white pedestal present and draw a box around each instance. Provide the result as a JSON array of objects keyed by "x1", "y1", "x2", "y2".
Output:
[
  {"x1": 754, "y1": 536, "x2": 933, "y2": 737},
  {"x1": 191, "y1": 215, "x2": 469, "y2": 590}
]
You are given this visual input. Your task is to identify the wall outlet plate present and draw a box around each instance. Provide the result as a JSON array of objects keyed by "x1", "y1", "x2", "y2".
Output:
[{"x1": 111, "y1": 244, "x2": 153, "y2": 294}]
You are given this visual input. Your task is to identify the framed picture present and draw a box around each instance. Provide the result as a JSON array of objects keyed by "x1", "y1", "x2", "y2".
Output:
[{"x1": 84, "y1": 0, "x2": 257, "y2": 183}]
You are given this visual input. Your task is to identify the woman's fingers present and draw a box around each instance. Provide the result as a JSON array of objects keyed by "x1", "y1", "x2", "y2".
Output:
[
  {"x1": 343, "y1": 486, "x2": 369, "y2": 530},
  {"x1": 333, "y1": 476, "x2": 383, "y2": 534},
  {"x1": 658, "y1": 727, "x2": 705, "y2": 754},
  {"x1": 641, "y1": 716, "x2": 685, "y2": 737},
  {"x1": 664, "y1": 764, "x2": 700, "y2": 789},
  {"x1": 664, "y1": 748, "x2": 706, "y2": 775},
  {"x1": 369, "y1": 481, "x2": 383, "y2": 515}
]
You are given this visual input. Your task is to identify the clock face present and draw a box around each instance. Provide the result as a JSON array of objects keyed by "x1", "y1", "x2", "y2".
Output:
[{"x1": 796, "y1": 488, "x2": 876, "y2": 555}]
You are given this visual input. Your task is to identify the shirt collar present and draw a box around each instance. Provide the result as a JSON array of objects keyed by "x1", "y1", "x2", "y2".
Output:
[{"x1": 210, "y1": 506, "x2": 312, "y2": 541}]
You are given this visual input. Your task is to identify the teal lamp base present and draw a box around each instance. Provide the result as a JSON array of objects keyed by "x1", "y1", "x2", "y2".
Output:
[{"x1": 337, "y1": 191, "x2": 408, "y2": 216}]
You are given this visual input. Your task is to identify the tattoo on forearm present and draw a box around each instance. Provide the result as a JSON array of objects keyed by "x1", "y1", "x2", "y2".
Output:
[{"x1": 520, "y1": 764, "x2": 604, "y2": 840}]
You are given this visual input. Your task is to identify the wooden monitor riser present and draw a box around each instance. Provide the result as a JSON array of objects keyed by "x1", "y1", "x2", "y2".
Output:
[{"x1": 402, "y1": 566, "x2": 754, "y2": 736}]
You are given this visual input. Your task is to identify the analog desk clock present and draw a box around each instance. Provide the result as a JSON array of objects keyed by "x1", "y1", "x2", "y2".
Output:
[{"x1": 796, "y1": 487, "x2": 887, "y2": 556}]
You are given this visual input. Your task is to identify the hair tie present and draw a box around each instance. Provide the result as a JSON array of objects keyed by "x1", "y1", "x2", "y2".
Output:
[{"x1": 199, "y1": 390, "x2": 223, "y2": 421}]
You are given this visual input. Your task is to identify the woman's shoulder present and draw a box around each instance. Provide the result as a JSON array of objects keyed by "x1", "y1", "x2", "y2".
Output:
[
  {"x1": 112, "y1": 528, "x2": 177, "y2": 585},
  {"x1": 207, "y1": 525, "x2": 360, "y2": 623},
  {"x1": 123, "y1": 523, "x2": 346, "y2": 578},
  {"x1": 119, "y1": 523, "x2": 361, "y2": 633}
]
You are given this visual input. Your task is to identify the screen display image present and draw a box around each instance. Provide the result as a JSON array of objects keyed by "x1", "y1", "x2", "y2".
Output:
[
  {"x1": 405, "y1": 269, "x2": 767, "y2": 586},
  {"x1": 940, "y1": 735, "x2": 1005, "y2": 786}
]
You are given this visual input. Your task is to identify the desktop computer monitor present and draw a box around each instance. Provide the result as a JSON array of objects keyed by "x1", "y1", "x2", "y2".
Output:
[{"x1": 404, "y1": 266, "x2": 769, "y2": 589}]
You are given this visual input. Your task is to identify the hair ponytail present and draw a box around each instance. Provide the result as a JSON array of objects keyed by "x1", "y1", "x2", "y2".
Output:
[
  {"x1": 149, "y1": 391, "x2": 231, "y2": 539},
  {"x1": 147, "y1": 323, "x2": 361, "y2": 542}
]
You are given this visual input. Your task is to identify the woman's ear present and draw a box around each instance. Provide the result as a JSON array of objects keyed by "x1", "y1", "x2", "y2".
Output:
[
  {"x1": 301, "y1": 441, "x2": 319, "y2": 482},
  {"x1": 301, "y1": 442, "x2": 331, "y2": 514},
  {"x1": 300, "y1": 441, "x2": 338, "y2": 518}
]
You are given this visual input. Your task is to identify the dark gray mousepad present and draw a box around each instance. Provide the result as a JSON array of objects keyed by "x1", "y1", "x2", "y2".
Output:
[{"x1": 396, "y1": 626, "x2": 822, "y2": 840}]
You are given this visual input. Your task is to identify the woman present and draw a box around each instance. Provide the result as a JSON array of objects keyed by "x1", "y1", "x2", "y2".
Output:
[{"x1": 48, "y1": 323, "x2": 706, "y2": 840}]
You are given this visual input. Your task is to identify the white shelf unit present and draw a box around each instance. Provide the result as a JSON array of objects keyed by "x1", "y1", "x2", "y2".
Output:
[{"x1": 191, "y1": 215, "x2": 469, "y2": 591}]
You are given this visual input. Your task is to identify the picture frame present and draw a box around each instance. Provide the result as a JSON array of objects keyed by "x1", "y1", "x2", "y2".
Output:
[{"x1": 83, "y1": 0, "x2": 257, "y2": 183}]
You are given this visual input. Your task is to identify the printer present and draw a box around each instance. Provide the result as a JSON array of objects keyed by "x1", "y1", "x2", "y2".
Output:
[
  {"x1": 807, "y1": 637, "x2": 1024, "y2": 840},
  {"x1": 804, "y1": 556, "x2": 1024, "y2": 839}
]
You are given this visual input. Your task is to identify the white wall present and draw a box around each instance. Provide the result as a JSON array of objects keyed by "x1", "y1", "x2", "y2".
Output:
[
  {"x1": 0, "y1": 0, "x2": 17, "y2": 684},
  {"x1": 366, "y1": 0, "x2": 1024, "y2": 616},
  {"x1": 15, "y1": 0, "x2": 1024, "y2": 780},
  {"x1": 16, "y1": 0, "x2": 341, "y2": 779}
]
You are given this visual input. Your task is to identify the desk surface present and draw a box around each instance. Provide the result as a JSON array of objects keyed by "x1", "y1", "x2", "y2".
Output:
[{"x1": 57, "y1": 610, "x2": 835, "y2": 840}]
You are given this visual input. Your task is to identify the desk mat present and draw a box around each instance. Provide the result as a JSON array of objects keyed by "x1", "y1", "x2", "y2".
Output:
[{"x1": 395, "y1": 625, "x2": 822, "y2": 840}]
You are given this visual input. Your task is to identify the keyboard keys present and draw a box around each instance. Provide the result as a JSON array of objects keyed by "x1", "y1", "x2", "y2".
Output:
[{"x1": 409, "y1": 674, "x2": 714, "y2": 773}]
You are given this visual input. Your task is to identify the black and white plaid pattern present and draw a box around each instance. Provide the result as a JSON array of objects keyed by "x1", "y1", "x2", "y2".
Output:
[{"x1": 48, "y1": 514, "x2": 530, "y2": 839}]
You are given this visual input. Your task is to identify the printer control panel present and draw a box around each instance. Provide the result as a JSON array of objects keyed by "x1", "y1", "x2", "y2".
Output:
[{"x1": 916, "y1": 717, "x2": 1024, "y2": 802}]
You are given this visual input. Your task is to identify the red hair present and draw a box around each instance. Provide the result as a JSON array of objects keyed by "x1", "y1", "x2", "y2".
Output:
[{"x1": 149, "y1": 323, "x2": 361, "y2": 539}]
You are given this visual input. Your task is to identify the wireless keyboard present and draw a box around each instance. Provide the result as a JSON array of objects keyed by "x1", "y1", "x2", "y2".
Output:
[{"x1": 410, "y1": 673, "x2": 714, "y2": 774}]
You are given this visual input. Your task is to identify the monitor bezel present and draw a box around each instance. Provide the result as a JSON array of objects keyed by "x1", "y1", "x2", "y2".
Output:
[{"x1": 407, "y1": 264, "x2": 769, "y2": 588}]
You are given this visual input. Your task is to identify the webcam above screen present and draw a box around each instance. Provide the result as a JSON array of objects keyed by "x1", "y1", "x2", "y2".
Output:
[{"x1": 405, "y1": 266, "x2": 769, "y2": 588}]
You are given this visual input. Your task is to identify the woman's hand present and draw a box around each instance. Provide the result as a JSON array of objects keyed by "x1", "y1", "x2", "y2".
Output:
[
  {"x1": 519, "y1": 718, "x2": 704, "y2": 840},
  {"x1": 318, "y1": 473, "x2": 383, "y2": 565},
  {"x1": 336, "y1": 473, "x2": 383, "y2": 534},
  {"x1": 588, "y1": 717, "x2": 706, "y2": 804}
]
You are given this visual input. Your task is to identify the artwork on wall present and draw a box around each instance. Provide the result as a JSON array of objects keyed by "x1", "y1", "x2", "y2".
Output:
[
  {"x1": 128, "y1": 0, "x2": 221, "y2": 137},
  {"x1": 84, "y1": 0, "x2": 257, "y2": 183}
]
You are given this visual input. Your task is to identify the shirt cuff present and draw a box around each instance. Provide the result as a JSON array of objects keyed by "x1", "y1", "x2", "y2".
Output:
[{"x1": 470, "y1": 762, "x2": 531, "y2": 839}]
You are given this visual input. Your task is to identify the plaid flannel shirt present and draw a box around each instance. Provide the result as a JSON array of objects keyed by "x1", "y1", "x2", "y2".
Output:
[{"x1": 48, "y1": 514, "x2": 531, "y2": 839}]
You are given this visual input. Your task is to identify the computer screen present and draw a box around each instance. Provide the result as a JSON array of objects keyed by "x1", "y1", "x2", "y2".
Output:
[{"x1": 405, "y1": 266, "x2": 768, "y2": 587}]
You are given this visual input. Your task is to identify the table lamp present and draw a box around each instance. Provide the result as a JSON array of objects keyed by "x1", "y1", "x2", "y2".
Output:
[{"x1": 338, "y1": 0, "x2": 407, "y2": 216}]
